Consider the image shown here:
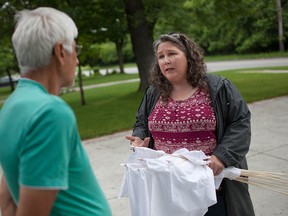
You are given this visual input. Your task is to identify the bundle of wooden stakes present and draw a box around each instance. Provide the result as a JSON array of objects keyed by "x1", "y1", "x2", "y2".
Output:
[{"x1": 235, "y1": 169, "x2": 288, "y2": 196}]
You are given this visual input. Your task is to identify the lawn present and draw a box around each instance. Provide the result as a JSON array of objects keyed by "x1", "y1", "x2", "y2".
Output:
[
  {"x1": 1, "y1": 66, "x2": 288, "y2": 140},
  {"x1": 73, "y1": 73, "x2": 139, "y2": 87},
  {"x1": 63, "y1": 67, "x2": 288, "y2": 139},
  {"x1": 61, "y1": 82, "x2": 143, "y2": 139},
  {"x1": 215, "y1": 67, "x2": 288, "y2": 103}
]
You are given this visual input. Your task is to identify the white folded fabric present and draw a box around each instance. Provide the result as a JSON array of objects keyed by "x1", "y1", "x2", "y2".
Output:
[
  {"x1": 119, "y1": 147, "x2": 217, "y2": 216},
  {"x1": 214, "y1": 167, "x2": 242, "y2": 189}
]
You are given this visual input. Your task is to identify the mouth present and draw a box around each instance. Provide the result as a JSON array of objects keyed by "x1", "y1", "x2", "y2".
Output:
[{"x1": 165, "y1": 68, "x2": 174, "y2": 72}]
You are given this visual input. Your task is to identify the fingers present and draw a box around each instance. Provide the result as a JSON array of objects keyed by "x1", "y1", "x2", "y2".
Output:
[
  {"x1": 143, "y1": 137, "x2": 150, "y2": 148},
  {"x1": 125, "y1": 135, "x2": 150, "y2": 148},
  {"x1": 207, "y1": 155, "x2": 225, "y2": 176},
  {"x1": 125, "y1": 135, "x2": 134, "y2": 141},
  {"x1": 208, "y1": 163, "x2": 223, "y2": 176}
]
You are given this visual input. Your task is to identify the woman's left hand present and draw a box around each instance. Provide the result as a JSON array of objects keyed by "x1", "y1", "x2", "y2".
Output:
[{"x1": 207, "y1": 155, "x2": 225, "y2": 176}]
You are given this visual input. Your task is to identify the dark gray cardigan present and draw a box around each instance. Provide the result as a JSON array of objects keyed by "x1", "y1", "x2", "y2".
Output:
[{"x1": 132, "y1": 73, "x2": 255, "y2": 216}]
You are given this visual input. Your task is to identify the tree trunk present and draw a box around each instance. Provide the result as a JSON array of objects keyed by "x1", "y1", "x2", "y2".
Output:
[
  {"x1": 77, "y1": 62, "x2": 86, "y2": 106},
  {"x1": 116, "y1": 39, "x2": 125, "y2": 74},
  {"x1": 6, "y1": 69, "x2": 15, "y2": 92},
  {"x1": 276, "y1": 0, "x2": 285, "y2": 52},
  {"x1": 123, "y1": 0, "x2": 154, "y2": 91}
]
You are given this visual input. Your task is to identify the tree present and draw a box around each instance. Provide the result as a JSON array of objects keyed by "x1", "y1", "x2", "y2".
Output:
[
  {"x1": 95, "y1": 0, "x2": 128, "y2": 74},
  {"x1": 276, "y1": 0, "x2": 285, "y2": 51},
  {"x1": 123, "y1": 0, "x2": 154, "y2": 91},
  {"x1": 123, "y1": 0, "x2": 163, "y2": 91},
  {"x1": 0, "y1": 1, "x2": 19, "y2": 91},
  {"x1": 182, "y1": 0, "x2": 287, "y2": 54},
  {"x1": 0, "y1": 45, "x2": 18, "y2": 91}
]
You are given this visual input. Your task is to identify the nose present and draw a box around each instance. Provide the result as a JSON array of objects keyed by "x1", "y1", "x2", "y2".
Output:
[{"x1": 164, "y1": 57, "x2": 171, "y2": 64}]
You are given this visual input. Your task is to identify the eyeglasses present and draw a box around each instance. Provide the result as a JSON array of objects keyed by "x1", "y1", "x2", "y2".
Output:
[{"x1": 75, "y1": 45, "x2": 83, "y2": 56}]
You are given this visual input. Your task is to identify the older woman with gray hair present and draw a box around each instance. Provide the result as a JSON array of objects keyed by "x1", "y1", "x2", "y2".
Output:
[{"x1": 126, "y1": 32, "x2": 255, "y2": 216}]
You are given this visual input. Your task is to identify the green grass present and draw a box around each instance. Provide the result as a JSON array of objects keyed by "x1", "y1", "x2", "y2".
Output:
[
  {"x1": 0, "y1": 87, "x2": 12, "y2": 102},
  {"x1": 74, "y1": 73, "x2": 139, "y2": 87},
  {"x1": 1, "y1": 66, "x2": 288, "y2": 140},
  {"x1": 215, "y1": 69, "x2": 288, "y2": 103},
  {"x1": 61, "y1": 82, "x2": 143, "y2": 139}
]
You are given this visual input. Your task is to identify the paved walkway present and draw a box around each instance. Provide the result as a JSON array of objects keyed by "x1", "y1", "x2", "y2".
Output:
[{"x1": 82, "y1": 96, "x2": 288, "y2": 216}]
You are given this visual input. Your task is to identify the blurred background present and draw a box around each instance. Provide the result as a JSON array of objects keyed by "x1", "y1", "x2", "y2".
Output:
[{"x1": 1, "y1": 0, "x2": 287, "y2": 91}]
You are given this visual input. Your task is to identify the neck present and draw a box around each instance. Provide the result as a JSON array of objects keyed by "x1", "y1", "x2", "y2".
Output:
[
  {"x1": 172, "y1": 81, "x2": 192, "y2": 91},
  {"x1": 170, "y1": 82, "x2": 196, "y2": 101},
  {"x1": 21, "y1": 65, "x2": 61, "y2": 95}
]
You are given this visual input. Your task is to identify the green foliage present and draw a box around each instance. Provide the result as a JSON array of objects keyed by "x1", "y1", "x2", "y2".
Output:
[
  {"x1": 64, "y1": 0, "x2": 129, "y2": 67},
  {"x1": 182, "y1": 0, "x2": 288, "y2": 54},
  {"x1": 0, "y1": 46, "x2": 17, "y2": 76},
  {"x1": 153, "y1": 0, "x2": 190, "y2": 36},
  {"x1": 98, "y1": 42, "x2": 117, "y2": 64},
  {"x1": 0, "y1": 1, "x2": 18, "y2": 76},
  {"x1": 1, "y1": 0, "x2": 287, "y2": 68}
]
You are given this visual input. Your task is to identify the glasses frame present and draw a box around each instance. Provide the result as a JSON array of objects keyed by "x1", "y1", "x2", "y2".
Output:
[{"x1": 75, "y1": 45, "x2": 83, "y2": 56}]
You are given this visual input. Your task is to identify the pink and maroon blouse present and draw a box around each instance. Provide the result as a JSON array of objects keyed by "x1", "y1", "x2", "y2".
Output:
[{"x1": 148, "y1": 89, "x2": 217, "y2": 155}]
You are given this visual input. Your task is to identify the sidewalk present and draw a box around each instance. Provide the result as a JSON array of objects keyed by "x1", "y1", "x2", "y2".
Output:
[
  {"x1": 0, "y1": 96, "x2": 287, "y2": 215},
  {"x1": 83, "y1": 96, "x2": 288, "y2": 216}
]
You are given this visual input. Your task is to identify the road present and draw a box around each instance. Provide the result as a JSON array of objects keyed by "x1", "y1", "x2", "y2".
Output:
[
  {"x1": 206, "y1": 57, "x2": 288, "y2": 72},
  {"x1": 99, "y1": 57, "x2": 288, "y2": 74}
]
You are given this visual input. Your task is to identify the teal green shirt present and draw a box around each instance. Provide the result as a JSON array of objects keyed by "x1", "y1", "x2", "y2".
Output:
[{"x1": 0, "y1": 79, "x2": 112, "y2": 216}]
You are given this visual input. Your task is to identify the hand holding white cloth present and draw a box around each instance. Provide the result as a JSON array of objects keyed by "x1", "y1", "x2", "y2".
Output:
[{"x1": 119, "y1": 147, "x2": 217, "y2": 216}]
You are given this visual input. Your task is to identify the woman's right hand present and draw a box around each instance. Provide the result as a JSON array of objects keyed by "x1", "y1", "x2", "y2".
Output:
[{"x1": 125, "y1": 135, "x2": 150, "y2": 148}]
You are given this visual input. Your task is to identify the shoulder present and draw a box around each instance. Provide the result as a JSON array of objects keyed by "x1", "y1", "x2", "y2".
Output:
[
  {"x1": 207, "y1": 73, "x2": 240, "y2": 91},
  {"x1": 206, "y1": 74, "x2": 226, "y2": 87},
  {"x1": 31, "y1": 96, "x2": 75, "y2": 126},
  {"x1": 145, "y1": 85, "x2": 158, "y2": 94},
  {"x1": 206, "y1": 73, "x2": 242, "y2": 102},
  {"x1": 144, "y1": 86, "x2": 161, "y2": 103}
]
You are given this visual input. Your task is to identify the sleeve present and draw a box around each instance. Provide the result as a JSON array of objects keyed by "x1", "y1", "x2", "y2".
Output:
[
  {"x1": 132, "y1": 88, "x2": 151, "y2": 140},
  {"x1": 19, "y1": 100, "x2": 76, "y2": 189},
  {"x1": 132, "y1": 86, "x2": 160, "y2": 148},
  {"x1": 213, "y1": 79, "x2": 251, "y2": 167}
]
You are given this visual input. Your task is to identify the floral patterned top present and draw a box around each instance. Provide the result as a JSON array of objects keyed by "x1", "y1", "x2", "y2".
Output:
[{"x1": 148, "y1": 89, "x2": 217, "y2": 155}]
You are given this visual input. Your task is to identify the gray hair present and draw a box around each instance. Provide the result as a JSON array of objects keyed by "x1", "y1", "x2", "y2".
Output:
[{"x1": 12, "y1": 7, "x2": 78, "y2": 74}]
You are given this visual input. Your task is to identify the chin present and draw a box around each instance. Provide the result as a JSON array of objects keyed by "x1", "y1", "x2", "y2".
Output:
[
  {"x1": 65, "y1": 79, "x2": 75, "y2": 88},
  {"x1": 69, "y1": 79, "x2": 75, "y2": 88}
]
